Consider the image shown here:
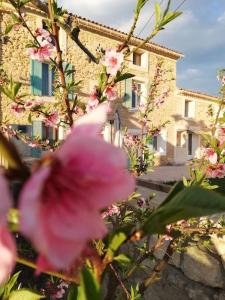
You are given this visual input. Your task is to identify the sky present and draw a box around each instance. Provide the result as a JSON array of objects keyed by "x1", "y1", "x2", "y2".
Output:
[{"x1": 59, "y1": 0, "x2": 225, "y2": 96}]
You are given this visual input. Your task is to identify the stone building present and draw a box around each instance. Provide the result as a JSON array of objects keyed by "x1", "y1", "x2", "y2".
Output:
[{"x1": 0, "y1": 2, "x2": 220, "y2": 165}]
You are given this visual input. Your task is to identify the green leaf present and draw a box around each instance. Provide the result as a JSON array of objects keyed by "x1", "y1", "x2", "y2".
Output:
[
  {"x1": 106, "y1": 232, "x2": 127, "y2": 261},
  {"x1": 144, "y1": 186, "x2": 225, "y2": 234},
  {"x1": 114, "y1": 254, "x2": 131, "y2": 266},
  {"x1": 115, "y1": 73, "x2": 135, "y2": 84},
  {"x1": 135, "y1": 0, "x2": 149, "y2": 15},
  {"x1": 13, "y1": 82, "x2": 22, "y2": 98},
  {"x1": 154, "y1": 2, "x2": 161, "y2": 26},
  {"x1": 79, "y1": 267, "x2": 101, "y2": 300},
  {"x1": 67, "y1": 284, "x2": 78, "y2": 300},
  {"x1": 182, "y1": 176, "x2": 188, "y2": 187},
  {"x1": 9, "y1": 289, "x2": 44, "y2": 300},
  {"x1": 160, "y1": 11, "x2": 182, "y2": 28},
  {"x1": 5, "y1": 24, "x2": 14, "y2": 35}
]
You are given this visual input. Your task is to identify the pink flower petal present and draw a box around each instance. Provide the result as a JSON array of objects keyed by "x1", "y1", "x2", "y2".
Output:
[{"x1": 0, "y1": 226, "x2": 16, "y2": 284}]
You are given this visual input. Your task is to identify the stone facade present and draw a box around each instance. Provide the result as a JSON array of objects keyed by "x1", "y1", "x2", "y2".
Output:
[{"x1": 0, "y1": 3, "x2": 220, "y2": 163}]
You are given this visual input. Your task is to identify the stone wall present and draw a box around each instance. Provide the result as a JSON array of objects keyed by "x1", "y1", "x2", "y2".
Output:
[{"x1": 143, "y1": 235, "x2": 225, "y2": 300}]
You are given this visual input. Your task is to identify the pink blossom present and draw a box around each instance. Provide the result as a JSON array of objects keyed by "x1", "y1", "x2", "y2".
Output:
[
  {"x1": 123, "y1": 134, "x2": 135, "y2": 148},
  {"x1": 25, "y1": 100, "x2": 43, "y2": 110},
  {"x1": 13, "y1": 24, "x2": 21, "y2": 31},
  {"x1": 11, "y1": 103, "x2": 24, "y2": 115},
  {"x1": 102, "y1": 205, "x2": 120, "y2": 219},
  {"x1": 0, "y1": 227, "x2": 16, "y2": 284},
  {"x1": 0, "y1": 173, "x2": 16, "y2": 284},
  {"x1": 216, "y1": 128, "x2": 225, "y2": 146},
  {"x1": 28, "y1": 41, "x2": 54, "y2": 62},
  {"x1": 138, "y1": 100, "x2": 147, "y2": 113},
  {"x1": 89, "y1": 87, "x2": 98, "y2": 101},
  {"x1": 101, "y1": 49, "x2": 124, "y2": 76},
  {"x1": 103, "y1": 87, "x2": 118, "y2": 101},
  {"x1": 75, "y1": 107, "x2": 84, "y2": 116},
  {"x1": 154, "y1": 97, "x2": 165, "y2": 107},
  {"x1": 204, "y1": 148, "x2": 218, "y2": 164},
  {"x1": 19, "y1": 104, "x2": 135, "y2": 270},
  {"x1": 162, "y1": 225, "x2": 173, "y2": 241},
  {"x1": 44, "y1": 111, "x2": 60, "y2": 127},
  {"x1": 86, "y1": 99, "x2": 99, "y2": 113},
  {"x1": 207, "y1": 164, "x2": 225, "y2": 178},
  {"x1": 35, "y1": 28, "x2": 51, "y2": 42}
]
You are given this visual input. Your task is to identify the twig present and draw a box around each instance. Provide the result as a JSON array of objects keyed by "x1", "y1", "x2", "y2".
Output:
[
  {"x1": 16, "y1": 256, "x2": 79, "y2": 283},
  {"x1": 28, "y1": 0, "x2": 98, "y2": 63},
  {"x1": 139, "y1": 239, "x2": 175, "y2": 295},
  {"x1": 125, "y1": 236, "x2": 164, "y2": 279},
  {"x1": 109, "y1": 263, "x2": 131, "y2": 300}
]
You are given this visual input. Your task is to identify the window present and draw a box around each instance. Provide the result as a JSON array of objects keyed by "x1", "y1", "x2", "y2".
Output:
[
  {"x1": 133, "y1": 52, "x2": 142, "y2": 66},
  {"x1": 132, "y1": 82, "x2": 141, "y2": 108},
  {"x1": 188, "y1": 132, "x2": 193, "y2": 155},
  {"x1": 17, "y1": 125, "x2": 27, "y2": 134},
  {"x1": 30, "y1": 60, "x2": 55, "y2": 96},
  {"x1": 151, "y1": 130, "x2": 167, "y2": 155},
  {"x1": 153, "y1": 136, "x2": 158, "y2": 151},
  {"x1": 184, "y1": 100, "x2": 195, "y2": 118}
]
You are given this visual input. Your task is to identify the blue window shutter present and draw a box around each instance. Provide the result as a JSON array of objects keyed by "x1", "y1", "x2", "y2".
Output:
[
  {"x1": 42, "y1": 63, "x2": 49, "y2": 96},
  {"x1": 30, "y1": 60, "x2": 42, "y2": 96},
  {"x1": 124, "y1": 78, "x2": 133, "y2": 108},
  {"x1": 51, "y1": 67, "x2": 55, "y2": 96},
  {"x1": 63, "y1": 62, "x2": 74, "y2": 100}
]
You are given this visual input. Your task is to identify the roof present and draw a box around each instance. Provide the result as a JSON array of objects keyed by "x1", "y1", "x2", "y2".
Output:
[
  {"x1": 0, "y1": 1, "x2": 183, "y2": 60},
  {"x1": 179, "y1": 88, "x2": 220, "y2": 102},
  {"x1": 75, "y1": 15, "x2": 184, "y2": 60}
]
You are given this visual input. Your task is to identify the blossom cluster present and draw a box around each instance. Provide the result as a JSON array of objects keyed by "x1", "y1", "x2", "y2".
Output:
[
  {"x1": 28, "y1": 28, "x2": 55, "y2": 62},
  {"x1": 0, "y1": 106, "x2": 135, "y2": 283},
  {"x1": 86, "y1": 48, "x2": 122, "y2": 112},
  {"x1": 195, "y1": 127, "x2": 225, "y2": 178}
]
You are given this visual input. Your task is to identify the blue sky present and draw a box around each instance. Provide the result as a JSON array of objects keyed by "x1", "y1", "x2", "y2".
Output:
[{"x1": 60, "y1": 0, "x2": 225, "y2": 96}]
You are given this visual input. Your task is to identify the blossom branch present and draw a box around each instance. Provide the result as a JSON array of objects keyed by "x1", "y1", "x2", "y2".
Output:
[
  {"x1": 16, "y1": 257, "x2": 79, "y2": 283},
  {"x1": 139, "y1": 239, "x2": 175, "y2": 295},
  {"x1": 48, "y1": 0, "x2": 73, "y2": 127},
  {"x1": 28, "y1": 0, "x2": 98, "y2": 63}
]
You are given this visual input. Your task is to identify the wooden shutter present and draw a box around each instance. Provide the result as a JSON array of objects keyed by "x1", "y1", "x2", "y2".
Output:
[
  {"x1": 30, "y1": 60, "x2": 42, "y2": 96},
  {"x1": 124, "y1": 78, "x2": 132, "y2": 108},
  {"x1": 42, "y1": 63, "x2": 49, "y2": 96}
]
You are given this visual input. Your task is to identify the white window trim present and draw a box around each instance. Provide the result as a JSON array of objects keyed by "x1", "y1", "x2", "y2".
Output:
[
  {"x1": 183, "y1": 99, "x2": 196, "y2": 119},
  {"x1": 130, "y1": 77, "x2": 148, "y2": 111},
  {"x1": 128, "y1": 47, "x2": 149, "y2": 72},
  {"x1": 154, "y1": 129, "x2": 167, "y2": 156}
]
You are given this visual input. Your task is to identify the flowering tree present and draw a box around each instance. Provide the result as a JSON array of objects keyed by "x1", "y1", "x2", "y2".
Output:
[{"x1": 0, "y1": 0, "x2": 225, "y2": 299}]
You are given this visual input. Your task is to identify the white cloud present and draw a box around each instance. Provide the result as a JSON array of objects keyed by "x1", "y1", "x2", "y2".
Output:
[
  {"x1": 58, "y1": 0, "x2": 225, "y2": 95},
  {"x1": 218, "y1": 11, "x2": 225, "y2": 24},
  {"x1": 179, "y1": 68, "x2": 201, "y2": 81}
]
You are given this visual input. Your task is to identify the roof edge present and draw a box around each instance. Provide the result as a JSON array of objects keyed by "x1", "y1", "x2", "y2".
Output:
[
  {"x1": 76, "y1": 16, "x2": 184, "y2": 60},
  {"x1": 179, "y1": 88, "x2": 220, "y2": 102},
  {"x1": 0, "y1": 1, "x2": 184, "y2": 60}
]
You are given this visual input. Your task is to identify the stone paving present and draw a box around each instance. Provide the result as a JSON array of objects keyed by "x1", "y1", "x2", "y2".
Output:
[{"x1": 140, "y1": 165, "x2": 189, "y2": 183}]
